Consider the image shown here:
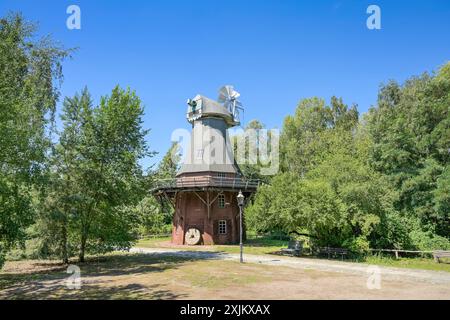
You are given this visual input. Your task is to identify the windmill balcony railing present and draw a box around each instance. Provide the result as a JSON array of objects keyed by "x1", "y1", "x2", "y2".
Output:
[{"x1": 152, "y1": 176, "x2": 260, "y2": 191}]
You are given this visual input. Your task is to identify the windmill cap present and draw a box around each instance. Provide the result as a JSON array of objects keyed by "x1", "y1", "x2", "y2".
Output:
[{"x1": 186, "y1": 95, "x2": 238, "y2": 126}]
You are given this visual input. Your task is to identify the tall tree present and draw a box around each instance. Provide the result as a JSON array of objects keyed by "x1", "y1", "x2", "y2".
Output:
[
  {"x1": 155, "y1": 142, "x2": 181, "y2": 180},
  {"x1": 41, "y1": 86, "x2": 151, "y2": 263},
  {"x1": 249, "y1": 64, "x2": 450, "y2": 251},
  {"x1": 38, "y1": 88, "x2": 94, "y2": 263},
  {"x1": 280, "y1": 97, "x2": 358, "y2": 175},
  {"x1": 0, "y1": 13, "x2": 69, "y2": 267},
  {"x1": 232, "y1": 120, "x2": 273, "y2": 183},
  {"x1": 366, "y1": 62, "x2": 450, "y2": 238},
  {"x1": 138, "y1": 141, "x2": 181, "y2": 236},
  {"x1": 248, "y1": 127, "x2": 403, "y2": 251},
  {"x1": 77, "y1": 86, "x2": 151, "y2": 262}
]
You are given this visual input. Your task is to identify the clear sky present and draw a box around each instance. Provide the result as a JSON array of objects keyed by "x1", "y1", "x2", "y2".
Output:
[{"x1": 1, "y1": 0, "x2": 449, "y2": 169}]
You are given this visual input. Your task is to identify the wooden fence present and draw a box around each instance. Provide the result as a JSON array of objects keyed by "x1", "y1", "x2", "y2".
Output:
[{"x1": 369, "y1": 248, "x2": 434, "y2": 259}]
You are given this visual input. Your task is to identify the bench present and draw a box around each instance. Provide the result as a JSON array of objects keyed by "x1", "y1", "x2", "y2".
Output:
[
  {"x1": 280, "y1": 240, "x2": 302, "y2": 257},
  {"x1": 433, "y1": 251, "x2": 450, "y2": 263},
  {"x1": 317, "y1": 247, "x2": 349, "y2": 260}
]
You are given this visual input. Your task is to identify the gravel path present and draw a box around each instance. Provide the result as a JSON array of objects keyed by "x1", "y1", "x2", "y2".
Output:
[{"x1": 130, "y1": 247, "x2": 450, "y2": 285}]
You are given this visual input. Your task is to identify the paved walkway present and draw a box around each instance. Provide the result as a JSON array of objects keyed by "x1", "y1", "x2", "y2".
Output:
[{"x1": 130, "y1": 247, "x2": 450, "y2": 285}]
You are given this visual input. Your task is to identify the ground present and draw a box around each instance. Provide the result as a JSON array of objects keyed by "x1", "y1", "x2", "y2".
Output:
[
  {"x1": 1, "y1": 246, "x2": 450, "y2": 299},
  {"x1": 137, "y1": 236, "x2": 450, "y2": 272}
]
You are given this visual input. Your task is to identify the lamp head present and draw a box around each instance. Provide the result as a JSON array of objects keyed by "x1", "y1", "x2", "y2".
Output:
[{"x1": 237, "y1": 190, "x2": 245, "y2": 206}]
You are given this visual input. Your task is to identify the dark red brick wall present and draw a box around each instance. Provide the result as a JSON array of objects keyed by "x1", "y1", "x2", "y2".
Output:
[{"x1": 171, "y1": 190, "x2": 244, "y2": 245}]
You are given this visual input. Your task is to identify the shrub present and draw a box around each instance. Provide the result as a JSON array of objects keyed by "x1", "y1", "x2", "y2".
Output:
[
  {"x1": 409, "y1": 229, "x2": 450, "y2": 251},
  {"x1": 343, "y1": 236, "x2": 371, "y2": 254}
]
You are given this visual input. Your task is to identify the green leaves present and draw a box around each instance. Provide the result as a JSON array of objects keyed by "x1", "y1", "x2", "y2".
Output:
[
  {"x1": 38, "y1": 86, "x2": 152, "y2": 262},
  {"x1": 366, "y1": 63, "x2": 450, "y2": 239},
  {"x1": 280, "y1": 97, "x2": 359, "y2": 175},
  {"x1": 155, "y1": 142, "x2": 181, "y2": 180},
  {"x1": 249, "y1": 64, "x2": 450, "y2": 250},
  {"x1": 0, "y1": 13, "x2": 69, "y2": 268}
]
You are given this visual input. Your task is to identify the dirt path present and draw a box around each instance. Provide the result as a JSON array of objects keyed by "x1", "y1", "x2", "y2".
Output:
[{"x1": 131, "y1": 247, "x2": 450, "y2": 285}]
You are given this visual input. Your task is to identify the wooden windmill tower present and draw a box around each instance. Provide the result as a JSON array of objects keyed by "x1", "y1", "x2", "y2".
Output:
[{"x1": 153, "y1": 86, "x2": 259, "y2": 245}]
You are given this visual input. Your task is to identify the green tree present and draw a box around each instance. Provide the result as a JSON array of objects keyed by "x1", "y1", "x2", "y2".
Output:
[
  {"x1": 231, "y1": 120, "x2": 273, "y2": 183},
  {"x1": 0, "y1": 13, "x2": 69, "y2": 267},
  {"x1": 366, "y1": 62, "x2": 450, "y2": 238},
  {"x1": 247, "y1": 172, "x2": 350, "y2": 247},
  {"x1": 248, "y1": 127, "x2": 402, "y2": 251},
  {"x1": 139, "y1": 141, "x2": 182, "y2": 236},
  {"x1": 41, "y1": 87, "x2": 151, "y2": 263},
  {"x1": 248, "y1": 96, "x2": 416, "y2": 251},
  {"x1": 155, "y1": 142, "x2": 181, "y2": 180},
  {"x1": 133, "y1": 196, "x2": 172, "y2": 236},
  {"x1": 249, "y1": 63, "x2": 450, "y2": 252},
  {"x1": 37, "y1": 88, "x2": 94, "y2": 263},
  {"x1": 77, "y1": 86, "x2": 150, "y2": 261},
  {"x1": 280, "y1": 97, "x2": 358, "y2": 175}
]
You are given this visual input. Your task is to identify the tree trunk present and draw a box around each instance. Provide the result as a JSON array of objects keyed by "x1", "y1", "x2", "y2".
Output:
[
  {"x1": 61, "y1": 221, "x2": 69, "y2": 264},
  {"x1": 79, "y1": 230, "x2": 87, "y2": 263}
]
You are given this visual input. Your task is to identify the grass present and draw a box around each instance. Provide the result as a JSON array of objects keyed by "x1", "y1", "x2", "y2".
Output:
[
  {"x1": 136, "y1": 236, "x2": 172, "y2": 248},
  {"x1": 362, "y1": 255, "x2": 450, "y2": 273},
  {"x1": 136, "y1": 236, "x2": 289, "y2": 255},
  {"x1": 2, "y1": 252, "x2": 450, "y2": 300},
  {"x1": 0, "y1": 253, "x2": 273, "y2": 299},
  {"x1": 136, "y1": 236, "x2": 450, "y2": 273}
]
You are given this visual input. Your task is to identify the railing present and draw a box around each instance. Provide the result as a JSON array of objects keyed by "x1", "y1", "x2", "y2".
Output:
[
  {"x1": 152, "y1": 176, "x2": 260, "y2": 191},
  {"x1": 368, "y1": 248, "x2": 434, "y2": 259},
  {"x1": 187, "y1": 109, "x2": 202, "y2": 121}
]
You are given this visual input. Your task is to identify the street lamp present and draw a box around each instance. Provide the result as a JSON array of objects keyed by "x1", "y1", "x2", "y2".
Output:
[{"x1": 237, "y1": 190, "x2": 245, "y2": 263}]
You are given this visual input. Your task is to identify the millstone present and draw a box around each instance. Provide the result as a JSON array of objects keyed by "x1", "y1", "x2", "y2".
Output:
[{"x1": 185, "y1": 228, "x2": 201, "y2": 245}]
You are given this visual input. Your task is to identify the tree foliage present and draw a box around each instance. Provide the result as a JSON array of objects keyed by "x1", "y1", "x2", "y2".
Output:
[
  {"x1": 366, "y1": 63, "x2": 450, "y2": 238},
  {"x1": 280, "y1": 97, "x2": 358, "y2": 175},
  {"x1": 136, "y1": 142, "x2": 182, "y2": 237},
  {"x1": 249, "y1": 64, "x2": 450, "y2": 251},
  {"x1": 39, "y1": 87, "x2": 151, "y2": 262},
  {"x1": 2, "y1": 12, "x2": 449, "y2": 267},
  {"x1": 0, "y1": 13, "x2": 69, "y2": 267},
  {"x1": 231, "y1": 119, "x2": 273, "y2": 184}
]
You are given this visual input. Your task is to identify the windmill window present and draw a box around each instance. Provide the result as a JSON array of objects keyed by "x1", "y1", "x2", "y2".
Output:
[
  {"x1": 196, "y1": 149, "x2": 204, "y2": 159},
  {"x1": 218, "y1": 194, "x2": 225, "y2": 208},
  {"x1": 218, "y1": 220, "x2": 227, "y2": 235},
  {"x1": 217, "y1": 172, "x2": 226, "y2": 179}
]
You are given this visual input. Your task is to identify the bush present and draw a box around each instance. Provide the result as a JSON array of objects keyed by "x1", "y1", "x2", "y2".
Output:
[
  {"x1": 343, "y1": 236, "x2": 371, "y2": 255},
  {"x1": 136, "y1": 223, "x2": 172, "y2": 236},
  {"x1": 409, "y1": 229, "x2": 450, "y2": 251}
]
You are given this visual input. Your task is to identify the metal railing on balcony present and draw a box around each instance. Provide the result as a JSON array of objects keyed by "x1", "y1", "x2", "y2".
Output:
[{"x1": 152, "y1": 176, "x2": 260, "y2": 191}]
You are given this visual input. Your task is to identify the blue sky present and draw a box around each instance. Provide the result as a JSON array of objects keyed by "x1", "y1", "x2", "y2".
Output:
[{"x1": 1, "y1": 0, "x2": 449, "y2": 169}]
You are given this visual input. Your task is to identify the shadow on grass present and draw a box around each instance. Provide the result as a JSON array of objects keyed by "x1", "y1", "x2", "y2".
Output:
[{"x1": 0, "y1": 252, "x2": 226, "y2": 300}]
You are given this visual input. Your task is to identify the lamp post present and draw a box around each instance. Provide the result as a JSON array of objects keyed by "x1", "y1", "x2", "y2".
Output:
[{"x1": 237, "y1": 190, "x2": 245, "y2": 263}]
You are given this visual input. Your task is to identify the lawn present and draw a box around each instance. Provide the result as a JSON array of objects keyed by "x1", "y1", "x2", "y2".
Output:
[
  {"x1": 363, "y1": 255, "x2": 450, "y2": 273},
  {"x1": 0, "y1": 253, "x2": 286, "y2": 299},
  {"x1": 2, "y1": 252, "x2": 449, "y2": 300},
  {"x1": 137, "y1": 236, "x2": 289, "y2": 255},
  {"x1": 136, "y1": 236, "x2": 450, "y2": 273}
]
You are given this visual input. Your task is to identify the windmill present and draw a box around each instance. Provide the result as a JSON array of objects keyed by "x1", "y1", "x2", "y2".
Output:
[
  {"x1": 218, "y1": 85, "x2": 243, "y2": 124},
  {"x1": 152, "y1": 86, "x2": 259, "y2": 246}
]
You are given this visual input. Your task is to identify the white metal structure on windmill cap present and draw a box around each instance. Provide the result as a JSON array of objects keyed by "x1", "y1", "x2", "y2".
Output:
[
  {"x1": 186, "y1": 85, "x2": 242, "y2": 127},
  {"x1": 218, "y1": 85, "x2": 243, "y2": 125}
]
